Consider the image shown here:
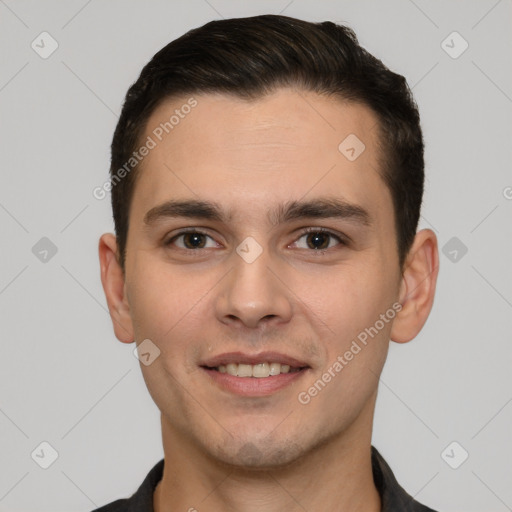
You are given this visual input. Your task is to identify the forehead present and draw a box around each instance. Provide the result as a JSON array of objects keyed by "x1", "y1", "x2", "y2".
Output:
[{"x1": 131, "y1": 88, "x2": 391, "y2": 225}]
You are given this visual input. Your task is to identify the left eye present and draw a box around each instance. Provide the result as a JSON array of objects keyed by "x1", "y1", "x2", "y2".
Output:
[
  {"x1": 170, "y1": 232, "x2": 218, "y2": 249},
  {"x1": 293, "y1": 231, "x2": 342, "y2": 250}
]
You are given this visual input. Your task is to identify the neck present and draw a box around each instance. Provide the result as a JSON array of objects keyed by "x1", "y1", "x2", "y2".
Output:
[{"x1": 154, "y1": 403, "x2": 381, "y2": 512}]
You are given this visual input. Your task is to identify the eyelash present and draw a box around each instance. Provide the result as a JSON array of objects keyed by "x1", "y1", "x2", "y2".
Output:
[{"x1": 164, "y1": 227, "x2": 348, "y2": 254}]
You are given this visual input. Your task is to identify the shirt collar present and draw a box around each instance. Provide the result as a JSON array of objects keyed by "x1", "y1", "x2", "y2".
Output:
[{"x1": 371, "y1": 446, "x2": 437, "y2": 511}]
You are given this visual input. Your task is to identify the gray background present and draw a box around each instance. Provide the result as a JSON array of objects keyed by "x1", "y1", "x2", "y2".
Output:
[{"x1": 1, "y1": 1, "x2": 511, "y2": 511}]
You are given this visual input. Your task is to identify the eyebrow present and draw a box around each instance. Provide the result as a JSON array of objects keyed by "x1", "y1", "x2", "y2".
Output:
[{"x1": 143, "y1": 198, "x2": 371, "y2": 227}]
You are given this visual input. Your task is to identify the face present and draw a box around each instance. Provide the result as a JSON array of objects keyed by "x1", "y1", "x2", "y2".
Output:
[{"x1": 119, "y1": 89, "x2": 404, "y2": 467}]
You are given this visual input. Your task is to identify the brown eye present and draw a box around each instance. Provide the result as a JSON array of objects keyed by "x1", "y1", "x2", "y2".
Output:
[
  {"x1": 167, "y1": 231, "x2": 218, "y2": 249},
  {"x1": 305, "y1": 232, "x2": 331, "y2": 250},
  {"x1": 293, "y1": 230, "x2": 342, "y2": 251},
  {"x1": 182, "y1": 233, "x2": 207, "y2": 249}
]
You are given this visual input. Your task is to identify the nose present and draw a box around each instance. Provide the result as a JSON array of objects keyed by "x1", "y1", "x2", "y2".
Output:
[{"x1": 214, "y1": 246, "x2": 293, "y2": 330}]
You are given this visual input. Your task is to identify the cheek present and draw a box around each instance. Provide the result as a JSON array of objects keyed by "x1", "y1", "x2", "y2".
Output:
[
  {"x1": 126, "y1": 252, "x2": 202, "y2": 344},
  {"x1": 125, "y1": 253, "x2": 226, "y2": 381},
  {"x1": 295, "y1": 262, "x2": 395, "y2": 344},
  {"x1": 299, "y1": 265, "x2": 395, "y2": 416}
]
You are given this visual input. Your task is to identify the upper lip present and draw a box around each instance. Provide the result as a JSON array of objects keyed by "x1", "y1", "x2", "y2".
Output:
[{"x1": 200, "y1": 351, "x2": 310, "y2": 369}]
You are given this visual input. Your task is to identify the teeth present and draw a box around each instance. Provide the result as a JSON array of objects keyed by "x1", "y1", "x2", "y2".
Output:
[
  {"x1": 252, "y1": 363, "x2": 270, "y2": 378},
  {"x1": 237, "y1": 364, "x2": 253, "y2": 377},
  {"x1": 226, "y1": 363, "x2": 238, "y2": 376},
  {"x1": 216, "y1": 362, "x2": 301, "y2": 378},
  {"x1": 269, "y1": 362, "x2": 281, "y2": 376}
]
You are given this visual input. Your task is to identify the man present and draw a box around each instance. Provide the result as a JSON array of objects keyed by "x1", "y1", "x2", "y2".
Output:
[{"x1": 96, "y1": 14, "x2": 439, "y2": 512}]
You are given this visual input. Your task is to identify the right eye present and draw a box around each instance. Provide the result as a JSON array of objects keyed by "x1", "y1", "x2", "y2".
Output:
[{"x1": 165, "y1": 230, "x2": 219, "y2": 250}]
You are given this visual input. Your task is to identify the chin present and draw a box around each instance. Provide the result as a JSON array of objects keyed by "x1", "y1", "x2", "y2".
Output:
[{"x1": 212, "y1": 438, "x2": 307, "y2": 470}]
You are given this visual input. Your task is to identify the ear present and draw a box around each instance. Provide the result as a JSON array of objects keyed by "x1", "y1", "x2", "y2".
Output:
[
  {"x1": 98, "y1": 233, "x2": 134, "y2": 343},
  {"x1": 390, "y1": 229, "x2": 439, "y2": 343}
]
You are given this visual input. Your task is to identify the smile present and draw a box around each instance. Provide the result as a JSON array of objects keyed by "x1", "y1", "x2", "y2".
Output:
[
  {"x1": 200, "y1": 352, "x2": 310, "y2": 396},
  {"x1": 215, "y1": 362, "x2": 303, "y2": 378}
]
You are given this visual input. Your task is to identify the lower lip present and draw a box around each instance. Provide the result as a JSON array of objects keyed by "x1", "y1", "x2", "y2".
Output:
[{"x1": 202, "y1": 367, "x2": 308, "y2": 396}]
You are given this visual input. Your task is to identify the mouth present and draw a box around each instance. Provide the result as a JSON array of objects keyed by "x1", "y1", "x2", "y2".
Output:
[
  {"x1": 200, "y1": 352, "x2": 310, "y2": 396},
  {"x1": 208, "y1": 362, "x2": 305, "y2": 378}
]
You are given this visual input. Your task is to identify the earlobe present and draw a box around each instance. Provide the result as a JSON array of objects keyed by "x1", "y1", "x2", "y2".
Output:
[
  {"x1": 98, "y1": 233, "x2": 134, "y2": 343},
  {"x1": 390, "y1": 229, "x2": 439, "y2": 344}
]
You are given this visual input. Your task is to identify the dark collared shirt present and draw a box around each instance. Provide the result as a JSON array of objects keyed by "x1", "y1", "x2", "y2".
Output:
[{"x1": 92, "y1": 446, "x2": 438, "y2": 511}]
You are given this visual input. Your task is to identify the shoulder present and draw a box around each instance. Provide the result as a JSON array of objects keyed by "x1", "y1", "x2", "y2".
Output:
[
  {"x1": 90, "y1": 459, "x2": 165, "y2": 512},
  {"x1": 371, "y1": 446, "x2": 440, "y2": 512},
  {"x1": 91, "y1": 499, "x2": 129, "y2": 512}
]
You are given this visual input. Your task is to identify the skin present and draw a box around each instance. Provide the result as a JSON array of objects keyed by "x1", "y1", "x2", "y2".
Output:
[{"x1": 99, "y1": 88, "x2": 439, "y2": 512}]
